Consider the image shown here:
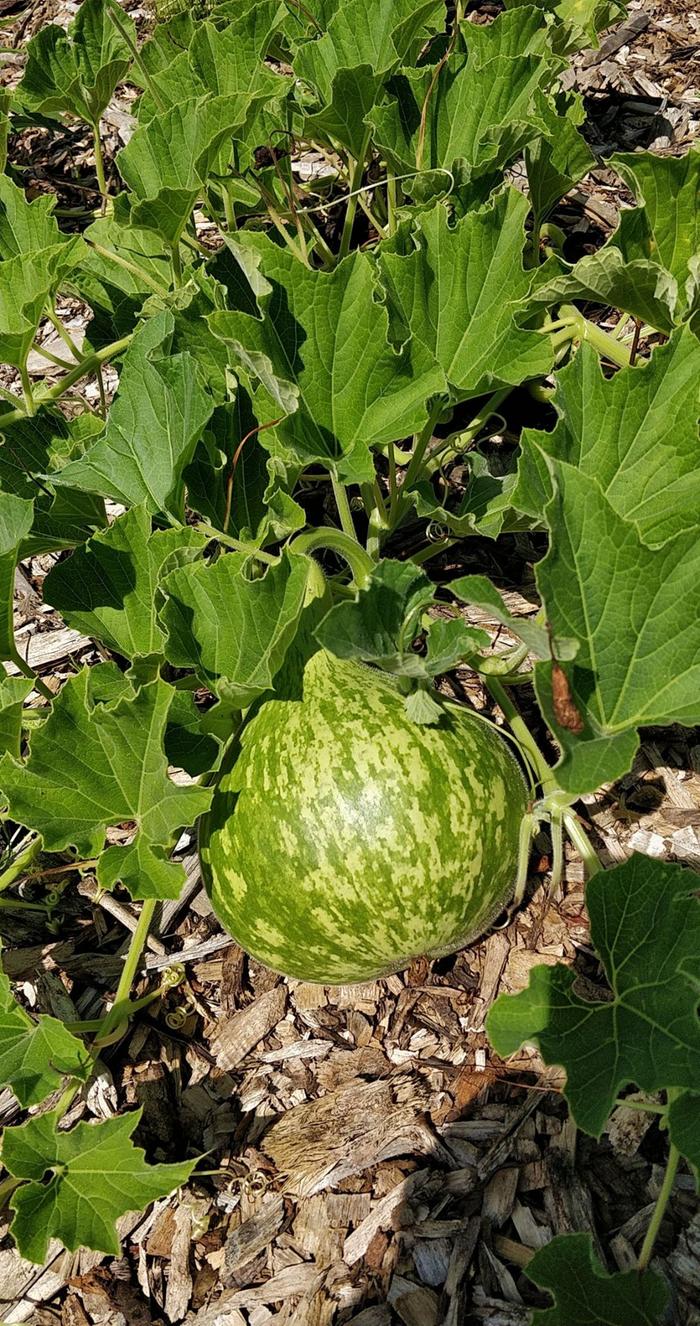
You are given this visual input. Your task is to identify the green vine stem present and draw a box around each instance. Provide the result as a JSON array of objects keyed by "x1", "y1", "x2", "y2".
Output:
[
  {"x1": 545, "y1": 306, "x2": 633, "y2": 370},
  {"x1": 331, "y1": 476, "x2": 359, "y2": 542},
  {"x1": 96, "y1": 898, "x2": 157, "y2": 1045},
  {"x1": 0, "y1": 334, "x2": 133, "y2": 430},
  {"x1": 338, "y1": 128, "x2": 372, "y2": 261},
  {"x1": 91, "y1": 121, "x2": 109, "y2": 213},
  {"x1": 390, "y1": 400, "x2": 445, "y2": 530},
  {"x1": 0, "y1": 835, "x2": 42, "y2": 895},
  {"x1": 106, "y1": 0, "x2": 167, "y2": 114},
  {"x1": 290, "y1": 528, "x2": 373, "y2": 589},
  {"x1": 194, "y1": 523, "x2": 279, "y2": 564},
  {"x1": 9, "y1": 645, "x2": 54, "y2": 702},
  {"x1": 638, "y1": 1101, "x2": 681, "y2": 1270}
]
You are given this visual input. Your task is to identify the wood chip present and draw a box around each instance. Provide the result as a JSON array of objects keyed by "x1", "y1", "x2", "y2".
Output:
[
  {"x1": 213, "y1": 986, "x2": 287, "y2": 1069},
  {"x1": 224, "y1": 1196, "x2": 286, "y2": 1283}
]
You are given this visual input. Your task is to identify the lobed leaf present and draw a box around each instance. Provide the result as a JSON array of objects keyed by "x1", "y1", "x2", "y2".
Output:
[{"x1": 525, "y1": 1232, "x2": 668, "y2": 1325}]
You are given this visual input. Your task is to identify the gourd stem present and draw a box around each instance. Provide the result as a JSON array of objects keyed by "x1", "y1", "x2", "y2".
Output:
[
  {"x1": 91, "y1": 121, "x2": 109, "y2": 213},
  {"x1": 106, "y1": 0, "x2": 167, "y2": 114},
  {"x1": 290, "y1": 528, "x2": 373, "y2": 589},
  {"x1": 638, "y1": 1125, "x2": 681, "y2": 1270},
  {"x1": 391, "y1": 400, "x2": 445, "y2": 529},
  {"x1": 557, "y1": 305, "x2": 632, "y2": 369},
  {"x1": 9, "y1": 646, "x2": 53, "y2": 702},
  {"x1": 485, "y1": 678, "x2": 603, "y2": 878},
  {"x1": 339, "y1": 129, "x2": 371, "y2": 261}
]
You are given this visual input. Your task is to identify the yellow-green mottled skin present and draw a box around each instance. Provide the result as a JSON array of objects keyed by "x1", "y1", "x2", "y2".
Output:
[{"x1": 199, "y1": 651, "x2": 527, "y2": 984}]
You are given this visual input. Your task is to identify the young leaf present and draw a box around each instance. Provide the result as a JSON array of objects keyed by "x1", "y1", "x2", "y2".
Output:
[
  {"x1": 315, "y1": 558, "x2": 488, "y2": 677},
  {"x1": 16, "y1": 0, "x2": 135, "y2": 126},
  {"x1": 0, "y1": 669, "x2": 212, "y2": 899},
  {"x1": 487, "y1": 854, "x2": 700, "y2": 1136},
  {"x1": 0, "y1": 494, "x2": 34, "y2": 664},
  {"x1": 52, "y1": 323, "x2": 214, "y2": 518},
  {"x1": 525, "y1": 92, "x2": 595, "y2": 232},
  {"x1": 450, "y1": 573, "x2": 578, "y2": 662},
  {"x1": 159, "y1": 550, "x2": 311, "y2": 706},
  {"x1": 524, "y1": 1232, "x2": 668, "y2": 1325},
  {"x1": 533, "y1": 459, "x2": 700, "y2": 794},
  {"x1": 210, "y1": 233, "x2": 445, "y2": 482},
  {"x1": 78, "y1": 216, "x2": 173, "y2": 347},
  {"x1": 512, "y1": 328, "x2": 700, "y2": 547},
  {"x1": 0, "y1": 963, "x2": 91, "y2": 1108},
  {"x1": 44, "y1": 506, "x2": 208, "y2": 663},
  {"x1": 4, "y1": 1109, "x2": 194, "y2": 1263}
]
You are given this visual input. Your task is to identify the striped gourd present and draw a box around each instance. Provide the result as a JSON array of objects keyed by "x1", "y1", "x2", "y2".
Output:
[{"x1": 199, "y1": 650, "x2": 527, "y2": 985}]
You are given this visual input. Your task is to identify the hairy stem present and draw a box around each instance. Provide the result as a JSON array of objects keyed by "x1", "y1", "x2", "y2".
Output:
[
  {"x1": 0, "y1": 335, "x2": 133, "y2": 430},
  {"x1": 106, "y1": 0, "x2": 167, "y2": 114},
  {"x1": 91, "y1": 121, "x2": 109, "y2": 214}
]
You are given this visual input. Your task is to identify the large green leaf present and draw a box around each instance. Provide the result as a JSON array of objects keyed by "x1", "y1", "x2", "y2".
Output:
[
  {"x1": 533, "y1": 458, "x2": 700, "y2": 793},
  {"x1": 0, "y1": 669, "x2": 212, "y2": 899},
  {"x1": 210, "y1": 233, "x2": 445, "y2": 482},
  {"x1": 487, "y1": 854, "x2": 700, "y2": 1136},
  {"x1": 513, "y1": 328, "x2": 700, "y2": 547},
  {"x1": 117, "y1": 94, "x2": 255, "y2": 245},
  {"x1": 524, "y1": 1233, "x2": 668, "y2": 1325},
  {"x1": 294, "y1": 0, "x2": 443, "y2": 157},
  {"x1": 16, "y1": 0, "x2": 135, "y2": 126},
  {"x1": 369, "y1": 52, "x2": 554, "y2": 203},
  {"x1": 0, "y1": 174, "x2": 72, "y2": 260},
  {"x1": 78, "y1": 216, "x2": 173, "y2": 347},
  {"x1": 0, "y1": 963, "x2": 91, "y2": 1108},
  {"x1": 44, "y1": 506, "x2": 207, "y2": 662},
  {"x1": 4, "y1": 1109, "x2": 194, "y2": 1263},
  {"x1": 532, "y1": 146, "x2": 700, "y2": 331},
  {"x1": 159, "y1": 549, "x2": 311, "y2": 705},
  {"x1": 378, "y1": 189, "x2": 553, "y2": 401},
  {"x1": 52, "y1": 319, "x2": 214, "y2": 518}
]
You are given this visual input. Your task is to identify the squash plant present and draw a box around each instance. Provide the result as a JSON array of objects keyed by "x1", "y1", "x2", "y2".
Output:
[{"x1": 0, "y1": 0, "x2": 697, "y2": 1317}]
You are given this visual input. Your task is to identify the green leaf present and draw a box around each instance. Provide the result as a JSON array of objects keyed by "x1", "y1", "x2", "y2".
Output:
[
  {"x1": 369, "y1": 52, "x2": 555, "y2": 203},
  {"x1": 487, "y1": 854, "x2": 700, "y2": 1136},
  {"x1": 524, "y1": 1233, "x2": 668, "y2": 1325},
  {"x1": 461, "y1": 7, "x2": 554, "y2": 63},
  {"x1": 17, "y1": 0, "x2": 135, "y2": 126},
  {"x1": 0, "y1": 962, "x2": 91, "y2": 1108},
  {"x1": 117, "y1": 94, "x2": 255, "y2": 245},
  {"x1": 160, "y1": 549, "x2": 311, "y2": 705},
  {"x1": 513, "y1": 329, "x2": 700, "y2": 547},
  {"x1": 0, "y1": 494, "x2": 34, "y2": 665},
  {"x1": 0, "y1": 239, "x2": 84, "y2": 369},
  {"x1": 0, "y1": 669, "x2": 211, "y2": 899},
  {"x1": 378, "y1": 190, "x2": 553, "y2": 402},
  {"x1": 0, "y1": 676, "x2": 32, "y2": 759},
  {"x1": 0, "y1": 408, "x2": 107, "y2": 555},
  {"x1": 210, "y1": 233, "x2": 445, "y2": 482},
  {"x1": 525, "y1": 92, "x2": 594, "y2": 230},
  {"x1": 4, "y1": 1109, "x2": 194, "y2": 1263},
  {"x1": 611, "y1": 145, "x2": 700, "y2": 323},
  {"x1": 316, "y1": 559, "x2": 488, "y2": 677},
  {"x1": 165, "y1": 689, "x2": 220, "y2": 777},
  {"x1": 294, "y1": 0, "x2": 443, "y2": 156},
  {"x1": 0, "y1": 174, "x2": 72, "y2": 260},
  {"x1": 533, "y1": 458, "x2": 700, "y2": 793},
  {"x1": 450, "y1": 573, "x2": 578, "y2": 661},
  {"x1": 52, "y1": 319, "x2": 214, "y2": 518},
  {"x1": 403, "y1": 685, "x2": 445, "y2": 726},
  {"x1": 668, "y1": 1092, "x2": 700, "y2": 1180},
  {"x1": 78, "y1": 216, "x2": 172, "y2": 347},
  {"x1": 531, "y1": 146, "x2": 700, "y2": 331},
  {"x1": 43, "y1": 506, "x2": 207, "y2": 662}
]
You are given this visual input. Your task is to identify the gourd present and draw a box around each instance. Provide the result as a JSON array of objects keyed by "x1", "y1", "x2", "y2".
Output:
[{"x1": 199, "y1": 650, "x2": 527, "y2": 984}]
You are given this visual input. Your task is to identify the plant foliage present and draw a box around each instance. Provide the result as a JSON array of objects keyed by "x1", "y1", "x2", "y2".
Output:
[{"x1": 0, "y1": 0, "x2": 697, "y2": 1316}]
